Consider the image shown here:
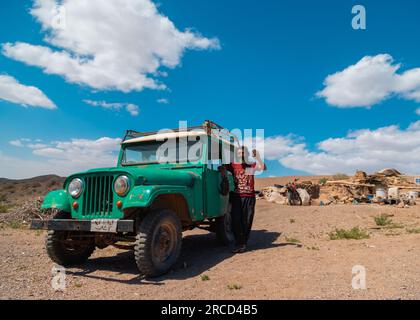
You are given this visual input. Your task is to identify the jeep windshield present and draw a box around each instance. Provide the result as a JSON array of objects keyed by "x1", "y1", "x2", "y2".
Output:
[{"x1": 121, "y1": 139, "x2": 203, "y2": 165}]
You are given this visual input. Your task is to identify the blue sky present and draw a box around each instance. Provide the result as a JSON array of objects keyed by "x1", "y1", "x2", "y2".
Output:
[{"x1": 1, "y1": 0, "x2": 420, "y2": 178}]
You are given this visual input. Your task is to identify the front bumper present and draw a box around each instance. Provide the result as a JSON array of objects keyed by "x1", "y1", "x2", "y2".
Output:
[{"x1": 30, "y1": 219, "x2": 134, "y2": 233}]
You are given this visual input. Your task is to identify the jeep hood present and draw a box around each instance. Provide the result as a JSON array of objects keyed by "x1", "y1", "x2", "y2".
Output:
[{"x1": 66, "y1": 166, "x2": 197, "y2": 187}]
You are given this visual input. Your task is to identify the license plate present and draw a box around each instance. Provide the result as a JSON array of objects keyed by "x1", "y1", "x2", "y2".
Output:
[{"x1": 90, "y1": 219, "x2": 118, "y2": 233}]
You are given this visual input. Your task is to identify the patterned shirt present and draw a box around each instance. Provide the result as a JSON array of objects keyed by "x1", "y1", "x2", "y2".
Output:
[{"x1": 226, "y1": 162, "x2": 257, "y2": 197}]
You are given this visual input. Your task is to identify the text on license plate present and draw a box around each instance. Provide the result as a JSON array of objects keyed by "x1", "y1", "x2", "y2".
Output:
[{"x1": 90, "y1": 219, "x2": 118, "y2": 233}]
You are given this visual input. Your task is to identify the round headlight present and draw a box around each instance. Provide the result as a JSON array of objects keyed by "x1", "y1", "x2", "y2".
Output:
[
  {"x1": 114, "y1": 175, "x2": 130, "y2": 196},
  {"x1": 68, "y1": 178, "x2": 83, "y2": 198}
]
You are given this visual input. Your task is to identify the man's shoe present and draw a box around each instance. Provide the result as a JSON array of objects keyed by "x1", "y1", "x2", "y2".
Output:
[{"x1": 232, "y1": 245, "x2": 246, "y2": 253}]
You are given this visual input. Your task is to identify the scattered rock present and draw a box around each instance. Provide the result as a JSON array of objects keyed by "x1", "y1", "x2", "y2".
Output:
[
  {"x1": 0, "y1": 197, "x2": 58, "y2": 226},
  {"x1": 259, "y1": 169, "x2": 419, "y2": 207}
]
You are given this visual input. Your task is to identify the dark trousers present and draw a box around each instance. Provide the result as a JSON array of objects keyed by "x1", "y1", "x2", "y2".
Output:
[{"x1": 231, "y1": 194, "x2": 256, "y2": 246}]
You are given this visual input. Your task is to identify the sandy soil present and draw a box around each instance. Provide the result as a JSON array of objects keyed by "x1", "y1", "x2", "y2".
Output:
[{"x1": 1, "y1": 201, "x2": 420, "y2": 300}]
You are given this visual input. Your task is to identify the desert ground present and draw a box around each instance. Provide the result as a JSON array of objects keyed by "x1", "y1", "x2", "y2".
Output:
[
  {"x1": 0, "y1": 175, "x2": 419, "y2": 300},
  {"x1": 1, "y1": 174, "x2": 420, "y2": 300}
]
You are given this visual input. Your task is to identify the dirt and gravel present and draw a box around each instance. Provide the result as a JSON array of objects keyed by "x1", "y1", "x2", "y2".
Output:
[{"x1": 1, "y1": 199, "x2": 420, "y2": 300}]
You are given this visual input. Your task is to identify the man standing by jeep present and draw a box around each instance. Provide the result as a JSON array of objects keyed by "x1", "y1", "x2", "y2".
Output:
[{"x1": 220, "y1": 146, "x2": 267, "y2": 253}]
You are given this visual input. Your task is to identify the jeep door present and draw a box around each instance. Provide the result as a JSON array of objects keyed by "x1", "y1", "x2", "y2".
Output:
[{"x1": 203, "y1": 137, "x2": 231, "y2": 218}]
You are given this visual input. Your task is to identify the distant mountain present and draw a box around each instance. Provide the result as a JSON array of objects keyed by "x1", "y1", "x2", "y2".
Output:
[
  {"x1": 0, "y1": 175, "x2": 66, "y2": 205},
  {"x1": 0, "y1": 174, "x2": 65, "y2": 183}
]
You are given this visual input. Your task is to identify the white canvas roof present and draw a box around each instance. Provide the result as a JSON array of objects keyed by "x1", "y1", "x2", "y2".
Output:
[
  {"x1": 123, "y1": 129, "x2": 238, "y2": 147},
  {"x1": 122, "y1": 130, "x2": 207, "y2": 144}
]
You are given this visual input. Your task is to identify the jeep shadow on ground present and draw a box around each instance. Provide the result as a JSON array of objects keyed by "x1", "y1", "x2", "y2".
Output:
[
  {"x1": 65, "y1": 250, "x2": 146, "y2": 285},
  {"x1": 66, "y1": 229, "x2": 282, "y2": 285}
]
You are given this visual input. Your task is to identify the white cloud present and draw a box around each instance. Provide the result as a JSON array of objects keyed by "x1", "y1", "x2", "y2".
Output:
[
  {"x1": 317, "y1": 54, "x2": 420, "y2": 108},
  {"x1": 0, "y1": 75, "x2": 56, "y2": 109},
  {"x1": 27, "y1": 143, "x2": 48, "y2": 149},
  {"x1": 244, "y1": 135, "x2": 306, "y2": 161},
  {"x1": 125, "y1": 104, "x2": 140, "y2": 116},
  {"x1": 32, "y1": 137, "x2": 121, "y2": 164},
  {"x1": 157, "y1": 98, "x2": 169, "y2": 104},
  {"x1": 0, "y1": 152, "x2": 62, "y2": 179},
  {"x1": 83, "y1": 100, "x2": 123, "y2": 110},
  {"x1": 2, "y1": 0, "x2": 220, "y2": 93},
  {"x1": 262, "y1": 122, "x2": 420, "y2": 175},
  {"x1": 3, "y1": 122, "x2": 420, "y2": 178},
  {"x1": 416, "y1": 108, "x2": 420, "y2": 116},
  {"x1": 9, "y1": 139, "x2": 24, "y2": 147},
  {"x1": 0, "y1": 137, "x2": 122, "y2": 178},
  {"x1": 83, "y1": 99, "x2": 140, "y2": 117},
  {"x1": 8, "y1": 139, "x2": 47, "y2": 149}
]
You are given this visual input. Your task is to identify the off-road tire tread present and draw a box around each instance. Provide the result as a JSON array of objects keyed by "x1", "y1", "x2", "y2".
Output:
[
  {"x1": 45, "y1": 211, "x2": 95, "y2": 266},
  {"x1": 134, "y1": 210, "x2": 182, "y2": 278}
]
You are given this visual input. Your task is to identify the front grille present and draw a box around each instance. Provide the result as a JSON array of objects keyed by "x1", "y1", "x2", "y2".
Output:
[{"x1": 82, "y1": 175, "x2": 114, "y2": 217}]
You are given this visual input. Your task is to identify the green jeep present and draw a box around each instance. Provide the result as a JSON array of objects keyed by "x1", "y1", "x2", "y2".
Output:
[{"x1": 31, "y1": 121, "x2": 240, "y2": 277}]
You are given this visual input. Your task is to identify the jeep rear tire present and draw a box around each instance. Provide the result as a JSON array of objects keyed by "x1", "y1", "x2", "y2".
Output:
[
  {"x1": 215, "y1": 203, "x2": 235, "y2": 246},
  {"x1": 45, "y1": 211, "x2": 95, "y2": 266},
  {"x1": 134, "y1": 210, "x2": 182, "y2": 278}
]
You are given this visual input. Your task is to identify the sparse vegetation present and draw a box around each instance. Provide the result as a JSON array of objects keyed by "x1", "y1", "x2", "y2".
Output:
[
  {"x1": 386, "y1": 223, "x2": 404, "y2": 229},
  {"x1": 227, "y1": 283, "x2": 242, "y2": 290},
  {"x1": 201, "y1": 274, "x2": 210, "y2": 281},
  {"x1": 289, "y1": 219, "x2": 295, "y2": 224},
  {"x1": 329, "y1": 227, "x2": 369, "y2": 240},
  {"x1": 407, "y1": 228, "x2": 420, "y2": 234},
  {"x1": 374, "y1": 214, "x2": 392, "y2": 226},
  {"x1": 307, "y1": 246, "x2": 319, "y2": 251},
  {"x1": 9, "y1": 220, "x2": 23, "y2": 229},
  {"x1": 374, "y1": 215, "x2": 404, "y2": 229},
  {"x1": 332, "y1": 173, "x2": 349, "y2": 181},
  {"x1": 0, "y1": 204, "x2": 11, "y2": 213},
  {"x1": 31, "y1": 182, "x2": 42, "y2": 189},
  {"x1": 318, "y1": 177, "x2": 328, "y2": 185},
  {"x1": 285, "y1": 237, "x2": 301, "y2": 244},
  {"x1": 0, "y1": 194, "x2": 7, "y2": 202}
]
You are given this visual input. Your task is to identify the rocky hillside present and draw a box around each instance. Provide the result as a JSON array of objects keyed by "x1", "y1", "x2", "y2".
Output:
[
  {"x1": 0, "y1": 175, "x2": 65, "y2": 204},
  {"x1": 0, "y1": 175, "x2": 65, "y2": 226}
]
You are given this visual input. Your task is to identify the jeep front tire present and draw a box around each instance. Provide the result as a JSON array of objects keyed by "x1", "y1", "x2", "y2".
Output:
[
  {"x1": 45, "y1": 211, "x2": 95, "y2": 266},
  {"x1": 134, "y1": 209, "x2": 182, "y2": 277}
]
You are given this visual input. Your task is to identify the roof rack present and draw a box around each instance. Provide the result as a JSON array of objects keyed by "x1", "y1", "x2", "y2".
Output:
[{"x1": 123, "y1": 120, "x2": 239, "y2": 144}]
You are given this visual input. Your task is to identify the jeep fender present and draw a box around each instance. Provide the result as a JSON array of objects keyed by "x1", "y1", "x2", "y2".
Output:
[
  {"x1": 123, "y1": 185, "x2": 193, "y2": 214},
  {"x1": 41, "y1": 190, "x2": 71, "y2": 212}
]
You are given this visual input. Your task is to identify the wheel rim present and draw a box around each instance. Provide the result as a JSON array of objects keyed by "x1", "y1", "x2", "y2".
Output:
[
  {"x1": 152, "y1": 222, "x2": 177, "y2": 265},
  {"x1": 58, "y1": 231, "x2": 92, "y2": 254}
]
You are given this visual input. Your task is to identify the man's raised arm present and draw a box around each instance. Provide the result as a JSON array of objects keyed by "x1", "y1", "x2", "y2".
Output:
[{"x1": 252, "y1": 149, "x2": 267, "y2": 172}]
